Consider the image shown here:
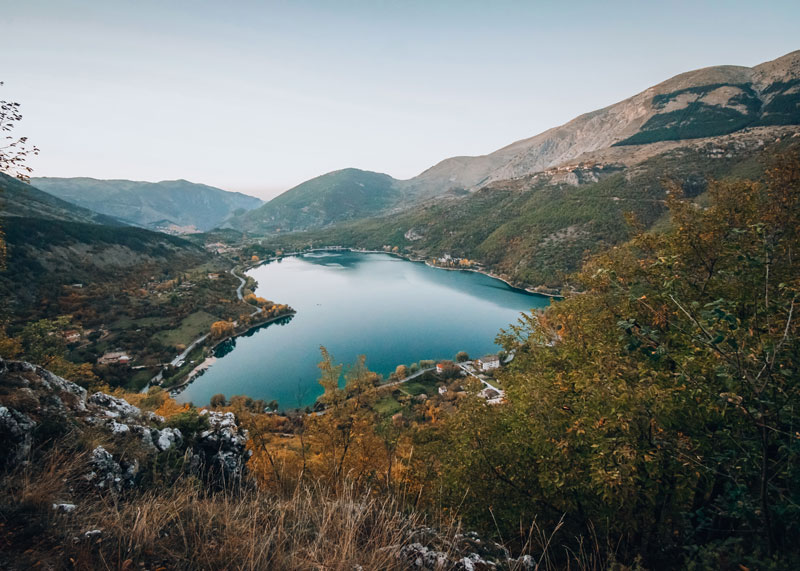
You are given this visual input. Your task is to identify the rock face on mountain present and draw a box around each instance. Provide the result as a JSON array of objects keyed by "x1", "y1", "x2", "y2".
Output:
[
  {"x1": 0, "y1": 358, "x2": 250, "y2": 485},
  {"x1": 30, "y1": 177, "x2": 263, "y2": 233},
  {"x1": 232, "y1": 50, "x2": 800, "y2": 236},
  {"x1": 403, "y1": 50, "x2": 800, "y2": 198}
]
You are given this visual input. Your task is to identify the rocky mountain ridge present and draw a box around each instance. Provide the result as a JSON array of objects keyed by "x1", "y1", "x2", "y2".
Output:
[
  {"x1": 403, "y1": 50, "x2": 800, "y2": 197},
  {"x1": 229, "y1": 50, "x2": 800, "y2": 236}
]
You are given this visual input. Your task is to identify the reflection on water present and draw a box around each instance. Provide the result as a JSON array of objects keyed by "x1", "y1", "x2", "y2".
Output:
[
  {"x1": 214, "y1": 315, "x2": 294, "y2": 358},
  {"x1": 177, "y1": 252, "x2": 549, "y2": 409}
]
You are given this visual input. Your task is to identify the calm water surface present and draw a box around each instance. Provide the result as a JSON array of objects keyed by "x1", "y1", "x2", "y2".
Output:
[{"x1": 176, "y1": 252, "x2": 549, "y2": 408}]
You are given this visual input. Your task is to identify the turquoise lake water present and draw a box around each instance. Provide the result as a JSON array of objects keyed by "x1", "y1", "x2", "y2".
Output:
[{"x1": 175, "y1": 251, "x2": 549, "y2": 408}]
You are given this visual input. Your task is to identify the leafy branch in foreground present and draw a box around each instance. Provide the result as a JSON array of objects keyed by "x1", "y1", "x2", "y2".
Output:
[{"x1": 0, "y1": 82, "x2": 39, "y2": 183}]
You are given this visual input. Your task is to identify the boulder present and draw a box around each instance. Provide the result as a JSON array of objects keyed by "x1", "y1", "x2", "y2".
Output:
[
  {"x1": 192, "y1": 410, "x2": 249, "y2": 483},
  {"x1": 86, "y1": 446, "x2": 138, "y2": 492}
]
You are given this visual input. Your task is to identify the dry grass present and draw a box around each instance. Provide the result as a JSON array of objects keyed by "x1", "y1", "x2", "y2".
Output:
[
  {"x1": 1, "y1": 446, "x2": 429, "y2": 570},
  {"x1": 0, "y1": 445, "x2": 610, "y2": 570}
]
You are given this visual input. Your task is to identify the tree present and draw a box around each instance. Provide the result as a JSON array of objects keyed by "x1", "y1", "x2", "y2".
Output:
[
  {"x1": 210, "y1": 320, "x2": 235, "y2": 339},
  {"x1": 455, "y1": 351, "x2": 470, "y2": 362},
  {"x1": 0, "y1": 82, "x2": 39, "y2": 268},
  {"x1": 0, "y1": 82, "x2": 39, "y2": 182},
  {"x1": 209, "y1": 393, "x2": 226, "y2": 408},
  {"x1": 426, "y1": 158, "x2": 800, "y2": 567}
]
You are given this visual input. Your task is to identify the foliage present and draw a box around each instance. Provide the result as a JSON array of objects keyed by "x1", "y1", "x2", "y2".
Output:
[
  {"x1": 425, "y1": 152, "x2": 800, "y2": 568},
  {"x1": 0, "y1": 82, "x2": 39, "y2": 182},
  {"x1": 209, "y1": 320, "x2": 236, "y2": 339}
]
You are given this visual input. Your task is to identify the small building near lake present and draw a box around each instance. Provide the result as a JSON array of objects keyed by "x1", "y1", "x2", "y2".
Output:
[
  {"x1": 98, "y1": 351, "x2": 131, "y2": 365},
  {"x1": 477, "y1": 354, "x2": 500, "y2": 371}
]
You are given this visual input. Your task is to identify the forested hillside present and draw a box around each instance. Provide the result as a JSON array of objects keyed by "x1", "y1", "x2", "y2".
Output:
[{"x1": 260, "y1": 129, "x2": 799, "y2": 290}]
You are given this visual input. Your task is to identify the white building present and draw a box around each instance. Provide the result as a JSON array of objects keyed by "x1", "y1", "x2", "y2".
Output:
[{"x1": 477, "y1": 354, "x2": 500, "y2": 371}]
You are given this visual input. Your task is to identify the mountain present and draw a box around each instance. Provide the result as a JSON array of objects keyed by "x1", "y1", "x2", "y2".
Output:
[
  {"x1": 228, "y1": 168, "x2": 401, "y2": 233},
  {"x1": 232, "y1": 51, "x2": 800, "y2": 237},
  {"x1": 0, "y1": 215, "x2": 207, "y2": 322},
  {"x1": 262, "y1": 127, "x2": 800, "y2": 290},
  {"x1": 0, "y1": 172, "x2": 124, "y2": 226},
  {"x1": 0, "y1": 174, "x2": 209, "y2": 323},
  {"x1": 402, "y1": 50, "x2": 800, "y2": 198},
  {"x1": 30, "y1": 177, "x2": 263, "y2": 233}
]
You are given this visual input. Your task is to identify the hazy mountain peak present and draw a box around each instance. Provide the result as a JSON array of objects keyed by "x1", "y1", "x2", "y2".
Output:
[{"x1": 403, "y1": 49, "x2": 800, "y2": 198}]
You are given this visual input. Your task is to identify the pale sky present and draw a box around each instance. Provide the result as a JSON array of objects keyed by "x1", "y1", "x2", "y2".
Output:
[{"x1": 2, "y1": 0, "x2": 798, "y2": 199}]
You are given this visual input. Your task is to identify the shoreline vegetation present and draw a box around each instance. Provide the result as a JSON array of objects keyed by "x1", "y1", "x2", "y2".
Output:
[{"x1": 138, "y1": 264, "x2": 297, "y2": 395}]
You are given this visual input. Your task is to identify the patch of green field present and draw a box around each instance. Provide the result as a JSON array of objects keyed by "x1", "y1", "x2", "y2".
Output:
[
  {"x1": 373, "y1": 395, "x2": 402, "y2": 416},
  {"x1": 134, "y1": 316, "x2": 174, "y2": 328},
  {"x1": 129, "y1": 368, "x2": 158, "y2": 391},
  {"x1": 397, "y1": 374, "x2": 439, "y2": 397},
  {"x1": 153, "y1": 310, "x2": 218, "y2": 348}
]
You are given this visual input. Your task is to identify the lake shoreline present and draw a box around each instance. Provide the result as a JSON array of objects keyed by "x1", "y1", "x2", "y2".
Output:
[
  {"x1": 252, "y1": 247, "x2": 563, "y2": 299},
  {"x1": 176, "y1": 250, "x2": 549, "y2": 407},
  {"x1": 167, "y1": 310, "x2": 296, "y2": 395}
]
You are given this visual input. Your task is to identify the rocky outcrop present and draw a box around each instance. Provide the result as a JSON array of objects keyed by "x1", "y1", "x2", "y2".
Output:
[
  {"x1": 0, "y1": 358, "x2": 247, "y2": 486},
  {"x1": 86, "y1": 446, "x2": 139, "y2": 493},
  {"x1": 395, "y1": 529, "x2": 536, "y2": 570},
  {"x1": 0, "y1": 406, "x2": 37, "y2": 467},
  {"x1": 190, "y1": 410, "x2": 250, "y2": 483}
]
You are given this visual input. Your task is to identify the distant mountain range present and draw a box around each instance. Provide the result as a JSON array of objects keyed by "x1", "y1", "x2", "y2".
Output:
[
  {"x1": 30, "y1": 177, "x2": 262, "y2": 233},
  {"x1": 227, "y1": 50, "x2": 800, "y2": 235},
  {"x1": 0, "y1": 172, "x2": 124, "y2": 227}
]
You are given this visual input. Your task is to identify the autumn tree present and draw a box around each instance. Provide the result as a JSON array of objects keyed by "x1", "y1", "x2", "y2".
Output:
[
  {"x1": 209, "y1": 320, "x2": 235, "y2": 339},
  {"x1": 306, "y1": 347, "x2": 385, "y2": 487}
]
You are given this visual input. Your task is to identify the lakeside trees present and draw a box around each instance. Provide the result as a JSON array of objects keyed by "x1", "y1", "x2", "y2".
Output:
[
  {"x1": 425, "y1": 153, "x2": 800, "y2": 567},
  {"x1": 243, "y1": 154, "x2": 800, "y2": 568}
]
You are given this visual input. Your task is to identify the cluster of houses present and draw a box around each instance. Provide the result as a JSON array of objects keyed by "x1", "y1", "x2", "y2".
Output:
[
  {"x1": 433, "y1": 354, "x2": 505, "y2": 404},
  {"x1": 205, "y1": 242, "x2": 236, "y2": 254},
  {"x1": 97, "y1": 351, "x2": 131, "y2": 365},
  {"x1": 429, "y1": 254, "x2": 476, "y2": 269}
]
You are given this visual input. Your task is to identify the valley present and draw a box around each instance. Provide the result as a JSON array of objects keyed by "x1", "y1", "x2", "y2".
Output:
[{"x1": 2, "y1": 44, "x2": 800, "y2": 570}]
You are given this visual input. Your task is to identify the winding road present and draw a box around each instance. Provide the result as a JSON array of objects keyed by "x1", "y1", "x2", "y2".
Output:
[{"x1": 143, "y1": 265, "x2": 256, "y2": 392}]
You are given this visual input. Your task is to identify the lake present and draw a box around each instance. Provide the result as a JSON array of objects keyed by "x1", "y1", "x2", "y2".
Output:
[{"x1": 175, "y1": 251, "x2": 549, "y2": 408}]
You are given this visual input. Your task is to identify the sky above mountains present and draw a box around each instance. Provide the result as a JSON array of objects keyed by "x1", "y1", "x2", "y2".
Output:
[{"x1": 2, "y1": 0, "x2": 799, "y2": 199}]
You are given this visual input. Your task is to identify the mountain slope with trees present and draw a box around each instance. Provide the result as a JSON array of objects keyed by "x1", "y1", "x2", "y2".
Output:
[
  {"x1": 0, "y1": 172, "x2": 123, "y2": 226},
  {"x1": 31, "y1": 177, "x2": 263, "y2": 232},
  {"x1": 259, "y1": 127, "x2": 800, "y2": 290},
  {"x1": 227, "y1": 168, "x2": 401, "y2": 234},
  {"x1": 229, "y1": 50, "x2": 800, "y2": 238}
]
